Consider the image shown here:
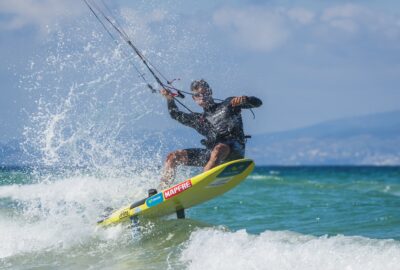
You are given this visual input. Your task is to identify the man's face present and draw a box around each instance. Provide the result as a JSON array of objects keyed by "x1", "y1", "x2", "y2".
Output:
[{"x1": 192, "y1": 87, "x2": 213, "y2": 108}]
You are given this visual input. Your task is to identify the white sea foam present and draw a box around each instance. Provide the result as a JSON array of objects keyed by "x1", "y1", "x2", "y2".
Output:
[
  {"x1": 248, "y1": 174, "x2": 283, "y2": 181},
  {"x1": 0, "y1": 174, "x2": 152, "y2": 258},
  {"x1": 180, "y1": 228, "x2": 400, "y2": 270},
  {"x1": 248, "y1": 174, "x2": 266, "y2": 180}
]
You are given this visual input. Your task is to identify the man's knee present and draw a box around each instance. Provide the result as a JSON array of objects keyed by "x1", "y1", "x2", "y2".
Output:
[
  {"x1": 210, "y1": 143, "x2": 230, "y2": 161},
  {"x1": 166, "y1": 150, "x2": 188, "y2": 165},
  {"x1": 214, "y1": 143, "x2": 230, "y2": 152}
]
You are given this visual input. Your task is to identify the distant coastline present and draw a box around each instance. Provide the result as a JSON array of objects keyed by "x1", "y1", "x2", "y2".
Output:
[{"x1": 1, "y1": 110, "x2": 399, "y2": 166}]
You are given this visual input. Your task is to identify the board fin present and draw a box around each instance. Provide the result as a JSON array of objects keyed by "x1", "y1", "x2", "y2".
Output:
[{"x1": 176, "y1": 208, "x2": 185, "y2": 219}]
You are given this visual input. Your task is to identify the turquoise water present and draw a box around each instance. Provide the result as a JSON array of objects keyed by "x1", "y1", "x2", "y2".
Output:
[
  {"x1": 1, "y1": 166, "x2": 399, "y2": 269},
  {"x1": 195, "y1": 167, "x2": 400, "y2": 239}
]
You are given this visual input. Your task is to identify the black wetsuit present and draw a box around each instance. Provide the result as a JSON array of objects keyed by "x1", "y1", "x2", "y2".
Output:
[{"x1": 167, "y1": 96, "x2": 262, "y2": 166}]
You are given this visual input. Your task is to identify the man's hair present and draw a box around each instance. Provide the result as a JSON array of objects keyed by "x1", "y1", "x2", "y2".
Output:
[{"x1": 190, "y1": 79, "x2": 212, "y2": 94}]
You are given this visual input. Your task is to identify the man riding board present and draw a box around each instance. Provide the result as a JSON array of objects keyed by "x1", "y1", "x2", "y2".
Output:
[{"x1": 160, "y1": 79, "x2": 262, "y2": 188}]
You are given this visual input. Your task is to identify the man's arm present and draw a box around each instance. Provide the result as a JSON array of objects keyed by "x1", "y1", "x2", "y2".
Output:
[
  {"x1": 167, "y1": 99, "x2": 198, "y2": 125},
  {"x1": 230, "y1": 96, "x2": 262, "y2": 109},
  {"x1": 160, "y1": 89, "x2": 199, "y2": 127}
]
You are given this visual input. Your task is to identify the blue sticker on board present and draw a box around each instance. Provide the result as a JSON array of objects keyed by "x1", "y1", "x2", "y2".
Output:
[
  {"x1": 217, "y1": 161, "x2": 252, "y2": 178},
  {"x1": 146, "y1": 193, "x2": 164, "y2": 208}
]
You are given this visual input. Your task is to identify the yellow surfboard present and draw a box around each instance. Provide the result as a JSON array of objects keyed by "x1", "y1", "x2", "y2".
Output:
[{"x1": 97, "y1": 159, "x2": 255, "y2": 227}]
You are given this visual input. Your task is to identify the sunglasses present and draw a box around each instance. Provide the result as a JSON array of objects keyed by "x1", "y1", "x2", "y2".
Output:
[{"x1": 193, "y1": 92, "x2": 211, "y2": 99}]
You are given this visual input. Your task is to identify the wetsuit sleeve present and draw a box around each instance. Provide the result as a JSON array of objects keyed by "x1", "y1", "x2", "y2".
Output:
[
  {"x1": 240, "y1": 96, "x2": 262, "y2": 109},
  {"x1": 167, "y1": 99, "x2": 199, "y2": 127}
]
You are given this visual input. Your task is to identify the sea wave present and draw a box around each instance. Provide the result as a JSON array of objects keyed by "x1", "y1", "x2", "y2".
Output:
[
  {"x1": 0, "y1": 174, "x2": 152, "y2": 259},
  {"x1": 180, "y1": 228, "x2": 400, "y2": 270}
]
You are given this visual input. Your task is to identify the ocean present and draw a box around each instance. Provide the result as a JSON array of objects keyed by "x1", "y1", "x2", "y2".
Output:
[{"x1": 0, "y1": 165, "x2": 399, "y2": 270}]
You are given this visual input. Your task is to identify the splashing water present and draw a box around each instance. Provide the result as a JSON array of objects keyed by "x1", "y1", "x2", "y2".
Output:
[
  {"x1": 0, "y1": 4, "x2": 223, "y2": 265},
  {"x1": 21, "y1": 23, "x2": 160, "y2": 172},
  {"x1": 1, "y1": 7, "x2": 204, "y2": 264}
]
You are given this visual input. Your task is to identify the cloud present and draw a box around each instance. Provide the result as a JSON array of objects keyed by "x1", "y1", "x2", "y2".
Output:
[
  {"x1": 213, "y1": 7, "x2": 290, "y2": 52},
  {"x1": 213, "y1": 4, "x2": 400, "y2": 52},
  {"x1": 321, "y1": 4, "x2": 367, "y2": 21},
  {"x1": 287, "y1": 8, "x2": 315, "y2": 25},
  {"x1": 321, "y1": 4, "x2": 368, "y2": 33},
  {"x1": 328, "y1": 19, "x2": 358, "y2": 33},
  {"x1": 0, "y1": 0, "x2": 83, "y2": 32},
  {"x1": 119, "y1": 7, "x2": 169, "y2": 49},
  {"x1": 212, "y1": 6, "x2": 317, "y2": 52},
  {"x1": 0, "y1": 0, "x2": 168, "y2": 40},
  {"x1": 321, "y1": 4, "x2": 400, "y2": 38}
]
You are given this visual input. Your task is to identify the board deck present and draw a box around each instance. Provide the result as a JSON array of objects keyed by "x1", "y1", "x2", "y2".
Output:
[{"x1": 97, "y1": 159, "x2": 255, "y2": 227}]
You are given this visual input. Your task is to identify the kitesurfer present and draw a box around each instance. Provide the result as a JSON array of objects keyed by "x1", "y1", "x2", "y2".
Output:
[{"x1": 160, "y1": 79, "x2": 262, "y2": 188}]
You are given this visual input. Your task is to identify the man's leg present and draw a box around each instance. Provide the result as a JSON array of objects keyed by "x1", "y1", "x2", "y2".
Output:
[
  {"x1": 160, "y1": 150, "x2": 189, "y2": 188},
  {"x1": 203, "y1": 143, "x2": 231, "y2": 171}
]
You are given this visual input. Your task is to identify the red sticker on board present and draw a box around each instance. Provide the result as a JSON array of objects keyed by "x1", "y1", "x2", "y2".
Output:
[{"x1": 164, "y1": 180, "x2": 192, "y2": 199}]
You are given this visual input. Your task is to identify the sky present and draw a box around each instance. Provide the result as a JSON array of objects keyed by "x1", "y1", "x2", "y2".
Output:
[{"x1": 1, "y1": 0, "x2": 400, "y2": 143}]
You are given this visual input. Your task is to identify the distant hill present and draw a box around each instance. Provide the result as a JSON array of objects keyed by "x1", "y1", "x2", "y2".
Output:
[
  {"x1": 1, "y1": 111, "x2": 399, "y2": 166},
  {"x1": 247, "y1": 110, "x2": 400, "y2": 165}
]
